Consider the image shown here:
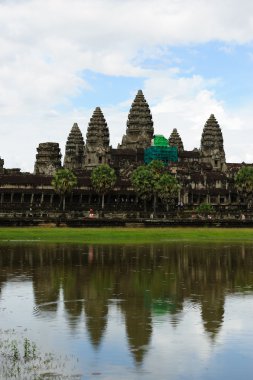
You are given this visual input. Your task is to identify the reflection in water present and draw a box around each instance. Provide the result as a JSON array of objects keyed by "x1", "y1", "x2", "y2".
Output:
[{"x1": 0, "y1": 242, "x2": 253, "y2": 368}]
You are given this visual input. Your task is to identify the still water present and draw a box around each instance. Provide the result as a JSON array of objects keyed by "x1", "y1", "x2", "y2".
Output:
[{"x1": 0, "y1": 242, "x2": 253, "y2": 379}]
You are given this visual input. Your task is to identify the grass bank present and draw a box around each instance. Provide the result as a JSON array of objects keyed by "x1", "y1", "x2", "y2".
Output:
[{"x1": 0, "y1": 227, "x2": 253, "y2": 244}]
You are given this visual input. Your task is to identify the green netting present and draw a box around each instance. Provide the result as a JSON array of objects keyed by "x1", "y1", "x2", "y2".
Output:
[
  {"x1": 152, "y1": 135, "x2": 168, "y2": 147},
  {"x1": 144, "y1": 146, "x2": 178, "y2": 164}
]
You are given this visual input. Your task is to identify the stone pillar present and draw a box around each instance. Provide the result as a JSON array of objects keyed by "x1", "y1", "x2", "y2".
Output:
[
  {"x1": 30, "y1": 193, "x2": 34, "y2": 204},
  {"x1": 183, "y1": 192, "x2": 189, "y2": 205},
  {"x1": 10, "y1": 192, "x2": 14, "y2": 203},
  {"x1": 21, "y1": 193, "x2": 24, "y2": 203},
  {"x1": 0, "y1": 193, "x2": 4, "y2": 204}
]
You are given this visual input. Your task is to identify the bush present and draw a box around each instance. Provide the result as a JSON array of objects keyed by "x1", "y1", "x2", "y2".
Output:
[{"x1": 195, "y1": 203, "x2": 214, "y2": 215}]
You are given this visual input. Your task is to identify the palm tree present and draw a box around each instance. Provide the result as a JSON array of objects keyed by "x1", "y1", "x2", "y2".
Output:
[
  {"x1": 131, "y1": 160, "x2": 165, "y2": 215},
  {"x1": 235, "y1": 166, "x2": 253, "y2": 208},
  {"x1": 131, "y1": 165, "x2": 154, "y2": 212},
  {"x1": 156, "y1": 173, "x2": 180, "y2": 211},
  {"x1": 51, "y1": 168, "x2": 77, "y2": 211},
  {"x1": 91, "y1": 164, "x2": 117, "y2": 210}
]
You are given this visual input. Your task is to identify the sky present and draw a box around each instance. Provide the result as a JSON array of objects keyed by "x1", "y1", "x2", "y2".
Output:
[{"x1": 1, "y1": 0, "x2": 253, "y2": 172}]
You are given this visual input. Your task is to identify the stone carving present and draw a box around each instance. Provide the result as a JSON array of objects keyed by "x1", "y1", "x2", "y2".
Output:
[
  {"x1": 84, "y1": 107, "x2": 111, "y2": 169},
  {"x1": 169, "y1": 128, "x2": 184, "y2": 151},
  {"x1": 64, "y1": 123, "x2": 85, "y2": 172},
  {"x1": 34, "y1": 142, "x2": 62, "y2": 175},
  {"x1": 119, "y1": 90, "x2": 154, "y2": 150}
]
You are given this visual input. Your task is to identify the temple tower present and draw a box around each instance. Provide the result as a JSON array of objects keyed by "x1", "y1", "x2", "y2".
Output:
[
  {"x1": 64, "y1": 123, "x2": 85, "y2": 172},
  {"x1": 0, "y1": 157, "x2": 4, "y2": 174},
  {"x1": 34, "y1": 142, "x2": 62, "y2": 175},
  {"x1": 200, "y1": 114, "x2": 226, "y2": 171},
  {"x1": 84, "y1": 107, "x2": 111, "y2": 169},
  {"x1": 119, "y1": 90, "x2": 154, "y2": 150},
  {"x1": 168, "y1": 128, "x2": 184, "y2": 151}
]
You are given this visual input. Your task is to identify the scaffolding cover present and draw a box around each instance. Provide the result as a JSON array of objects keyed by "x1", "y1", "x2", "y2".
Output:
[
  {"x1": 144, "y1": 146, "x2": 178, "y2": 164},
  {"x1": 152, "y1": 135, "x2": 168, "y2": 147}
]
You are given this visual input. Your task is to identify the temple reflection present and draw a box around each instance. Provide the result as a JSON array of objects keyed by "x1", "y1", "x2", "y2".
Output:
[{"x1": 0, "y1": 242, "x2": 253, "y2": 363}]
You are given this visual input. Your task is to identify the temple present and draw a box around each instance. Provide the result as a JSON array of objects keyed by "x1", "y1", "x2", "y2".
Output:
[{"x1": 0, "y1": 89, "x2": 252, "y2": 220}]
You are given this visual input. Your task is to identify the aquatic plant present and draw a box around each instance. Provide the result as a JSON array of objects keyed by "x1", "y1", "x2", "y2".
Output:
[{"x1": 0, "y1": 330, "x2": 81, "y2": 379}]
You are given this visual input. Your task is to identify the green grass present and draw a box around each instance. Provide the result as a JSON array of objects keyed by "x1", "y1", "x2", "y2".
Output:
[{"x1": 0, "y1": 227, "x2": 253, "y2": 244}]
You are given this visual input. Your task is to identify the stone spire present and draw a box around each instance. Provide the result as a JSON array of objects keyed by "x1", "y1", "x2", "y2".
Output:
[
  {"x1": 168, "y1": 128, "x2": 184, "y2": 151},
  {"x1": 84, "y1": 107, "x2": 111, "y2": 168},
  {"x1": 34, "y1": 142, "x2": 62, "y2": 175},
  {"x1": 0, "y1": 157, "x2": 4, "y2": 174},
  {"x1": 86, "y1": 107, "x2": 110, "y2": 149},
  {"x1": 119, "y1": 90, "x2": 154, "y2": 150},
  {"x1": 200, "y1": 114, "x2": 226, "y2": 170},
  {"x1": 64, "y1": 123, "x2": 85, "y2": 172}
]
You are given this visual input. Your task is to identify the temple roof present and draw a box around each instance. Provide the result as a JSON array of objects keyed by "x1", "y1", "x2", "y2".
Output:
[
  {"x1": 64, "y1": 123, "x2": 85, "y2": 170},
  {"x1": 179, "y1": 150, "x2": 200, "y2": 159},
  {"x1": 200, "y1": 114, "x2": 224, "y2": 152},
  {"x1": 66, "y1": 123, "x2": 84, "y2": 148},
  {"x1": 169, "y1": 128, "x2": 184, "y2": 151},
  {"x1": 86, "y1": 107, "x2": 110, "y2": 148},
  {"x1": 127, "y1": 90, "x2": 154, "y2": 131},
  {"x1": 119, "y1": 90, "x2": 154, "y2": 150},
  {"x1": 34, "y1": 142, "x2": 62, "y2": 175}
]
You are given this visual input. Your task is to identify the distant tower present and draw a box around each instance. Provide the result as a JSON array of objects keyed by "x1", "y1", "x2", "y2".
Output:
[
  {"x1": 64, "y1": 123, "x2": 85, "y2": 172},
  {"x1": 200, "y1": 114, "x2": 226, "y2": 171},
  {"x1": 34, "y1": 142, "x2": 62, "y2": 175},
  {"x1": 119, "y1": 90, "x2": 154, "y2": 150},
  {"x1": 84, "y1": 107, "x2": 111, "y2": 169},
  {"x1": 0, "y1": 157, "x2": 4, "y2": 174},
  {"x1": 168, "y1": 128, "x2": 184, "y2": 151}
]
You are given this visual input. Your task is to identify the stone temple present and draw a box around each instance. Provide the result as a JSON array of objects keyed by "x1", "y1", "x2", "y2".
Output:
[{"x1": 0, "y1": 89, "x2": 252, "y2": 218}]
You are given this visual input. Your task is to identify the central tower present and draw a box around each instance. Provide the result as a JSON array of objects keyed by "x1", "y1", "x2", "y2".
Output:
[
  {"x1": 119, "y1": 90, "x2": 154, "y2": 150},
  {"x1": 200, "y1": 114, "x2": 226, "y2": 171}
]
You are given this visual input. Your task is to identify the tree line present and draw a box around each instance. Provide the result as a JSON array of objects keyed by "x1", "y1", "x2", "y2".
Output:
[
  {"x1": 51, "y1": 160, "x2": 180, "y2": 213},
  {"x1": 51, "y1": 162, "x2": 253, "y2": 213}
]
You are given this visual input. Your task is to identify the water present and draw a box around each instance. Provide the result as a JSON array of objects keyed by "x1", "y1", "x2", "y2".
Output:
[{"x1": 0, "y1": 242, "x2": 253, "y2": 379}]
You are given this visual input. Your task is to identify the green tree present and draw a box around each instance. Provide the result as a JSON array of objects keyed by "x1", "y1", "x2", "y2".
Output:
[
  {"x1": 91, "y1": 164, "x2": 117, "y2": 210},
  {"x1": 156, "y1": 173, "x2": 180, "y2": 211},
  {"x1": 235, "y1": 166, "x2": 253, "y2": 207},
  {"x1": 131, "y1": 160, "x2": 170, "y2": 214},
  {"x1": 195, "y1": 203, "x2": 214, "y2": 216},
  {"x1": 131, "y1": 165, "x2": 154, "y2": 212},
  {"x1": 51, "y1": 168, "x2": 77, "y2": 211},
  {"x1": 148, "y1": 160, "x2": 165, "y2": 214}
]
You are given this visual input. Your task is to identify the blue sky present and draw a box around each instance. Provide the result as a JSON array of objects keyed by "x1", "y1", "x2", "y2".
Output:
[
  {"x1": 1, "y1": 0, "x2": 253, "y2": 171},
  {"x1": 74, "y1": 42, "x2": 253, "y2": 109}
]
